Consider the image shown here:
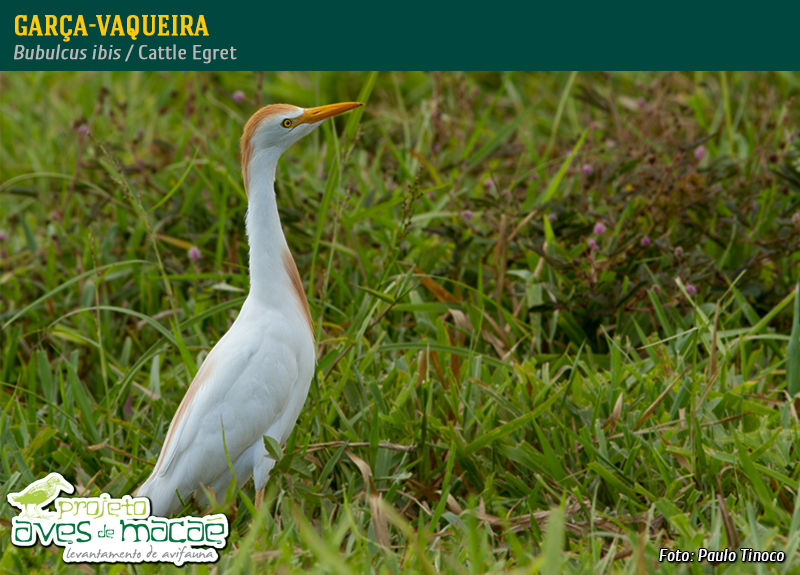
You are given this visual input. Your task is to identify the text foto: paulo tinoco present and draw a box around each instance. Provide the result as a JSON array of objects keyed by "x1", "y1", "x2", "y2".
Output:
[{"x1": 659, "y1": 548, "x2": 786, "y2": 563}]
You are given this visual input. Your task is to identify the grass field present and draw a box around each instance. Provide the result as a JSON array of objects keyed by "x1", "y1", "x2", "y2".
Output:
[{"x1": 2, "y1": 71, "x2": 800, "y2": 574}]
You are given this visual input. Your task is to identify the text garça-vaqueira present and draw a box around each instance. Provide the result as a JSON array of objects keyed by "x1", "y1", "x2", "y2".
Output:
[{"x1": 14, "y1": 15, "x2": 209, "y2": 42}]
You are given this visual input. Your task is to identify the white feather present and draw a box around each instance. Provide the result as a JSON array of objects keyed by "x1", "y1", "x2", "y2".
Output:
[{"x1": 137, "y1": 104, "x2": 337, "y2": 516}]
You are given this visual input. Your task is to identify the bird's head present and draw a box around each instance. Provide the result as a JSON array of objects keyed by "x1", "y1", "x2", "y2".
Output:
[
  {"x1": 241, "y1": 101, "x2": 362, "y2": 195},
  {"x1": 45, "y1": 472, "x2": 74, "y2": 494}
]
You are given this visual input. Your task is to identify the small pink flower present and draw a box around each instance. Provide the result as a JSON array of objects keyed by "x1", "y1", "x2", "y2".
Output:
[
  {"x1": 593, "y1": 222, "x2": 606, "y2": 235},
  {"x1": 640, "y1": 235, "x2": 651, "y2": 246},
  {"x1": 0, "y1": 230, "x2": 7, "y2": 242},
  {"x1": 792, "y1": 213, "x2": 800, "y2": 228},
  {"x1": 232, "y1": 90, "x2": 246, "y2": 104},
  {"x1": 694, "y1": 146, "x2": 706, "y2": 161},
  {"x1": 674, "y1": 246, "x2": 684, "y2": 259},
  {"x1": 123, "y1": 394, "x2": 133, "y2": 421},
  {"x1": 637, "y1": 97, "x2": 647, "y2": 108},
  {"x1": 432, "y1": 143, "x2": 441, "y2": 153},
  {"x1": 77, "y1": 125, "x2": 89, "y2": 137},
  {"x1": 548, "y1": 213, "x2": 558, "y2": 223},
  {"x1": 483, "y1": 179, "x2": 495, "y2": 190},
  {"x1": 462, "y1": 210, "x2": 473, "y2": 221},
  {"x1": 188, "y1": 246, "x2": 202, "y2": 262},
  {"x1": 581, "y1": 164, "x2": 594, "y2": 177},
  {"x1": 588, "y1": 239, "x2": 597, "y2": 251},
  {"x1": 685, "y1": 283, "x2": 697, "y2": 296}
]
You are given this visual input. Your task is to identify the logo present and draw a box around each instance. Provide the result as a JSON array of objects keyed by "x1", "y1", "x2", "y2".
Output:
[{"x1": 7, "y1": 473, "x2": 229, "y2": 566}]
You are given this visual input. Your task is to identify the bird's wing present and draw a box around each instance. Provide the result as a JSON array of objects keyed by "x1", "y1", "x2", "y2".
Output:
[
  {"x1": 18, "y1": 479, "x2": 43, "y2": 495},
  {"x1": 27, "y1": 486, "x2": 49, "y2": 497},
  {"x1": 150, "y1": 331, "x2": 255, "y2": 480},
  {"x1": 149, "y1": 314, "x2": 302, "y2": 491}
]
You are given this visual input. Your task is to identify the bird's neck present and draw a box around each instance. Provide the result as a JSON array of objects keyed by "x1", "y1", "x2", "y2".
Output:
[
  {"x1": 244, "y1": 148, "x2": 293, "y2": 303},
  {"x1": 243, "y1": 147, "x2": 315, "y2": 337}
]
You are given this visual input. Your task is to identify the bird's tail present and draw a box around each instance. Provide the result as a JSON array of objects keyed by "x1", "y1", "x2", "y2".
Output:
[{"x1": 136, "y1": 475, "x2": 179, "y2": 518}]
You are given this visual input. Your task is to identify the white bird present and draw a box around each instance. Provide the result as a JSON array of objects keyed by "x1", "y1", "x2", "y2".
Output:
[{"x1": 137, "y1": 101, "x2": 363, "y2": 516}]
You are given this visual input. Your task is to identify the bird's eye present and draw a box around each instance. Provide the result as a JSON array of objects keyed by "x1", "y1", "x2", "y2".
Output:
[{"x1": 281, "y1": 119, "x2": 293, "y2": 129}]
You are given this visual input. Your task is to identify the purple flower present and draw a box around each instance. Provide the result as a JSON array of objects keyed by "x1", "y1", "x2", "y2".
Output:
[
  {"x1": 593, "y1": 222, "x2": 606, "y2": 235},
  {"x1": 640, "y1": 235, "x2": 651, "y2": 247},
  {"x1": 548, "y1": 213, "x2": 558, "y2": 223},
  {"x1": 77, "y1": 125, "x2": 89, "y2": 137},
  {"x1": 694, "y1": 146, "x2": 706, "y2": 161},
  {"x1": 462, "y1": 210, "x2": 474, "y2": 221},
  {"x1": 588, "y1": 239, "x2": 597, "y2": 251},
  {"x1": 0, "y1": 230, "x2": 7, "y2": 242},
  {"x1": 581, "y1": 164, "x2": 594, "y2": 177},
  {"x1": 232, "y1": 90, "x2": 246, "y2": 104},
  {"x1": 483, "y1": 179, "x2": 495, "y2": 190},
  {"x1": 792, "y1": 212, "x2": 800, "y2": 228},
  {"x1": 637, "y1": 97, "x2": 647, "y2": 109},
  {"x1": 685, "y1": 283, "x2": 697, "y2": 296},
  {"x1": 123, "y1": 393, "x2": 133, "y2": 421},
  {"x1": 188, "y1": 246, "x2": 202, "y2": 262},
  {"x1": 674, "y1": 246, "x2": 684, "y2": 259},
  {"x1": 432, "y1": 143, "x2": 441, "y2": 153}
]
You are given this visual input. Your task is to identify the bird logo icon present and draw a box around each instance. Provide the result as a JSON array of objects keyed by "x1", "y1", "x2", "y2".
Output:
[{"x1": 7, "y1": 472, "x2": 75, "y2": 519}]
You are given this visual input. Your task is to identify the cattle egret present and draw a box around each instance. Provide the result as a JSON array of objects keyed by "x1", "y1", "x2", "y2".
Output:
[
  {"x1": 137, "y1": 101, "x2": 363, "y2": 516},
  {"x1": 8, "y1": 473, "x2": 74, "y2": 518}
]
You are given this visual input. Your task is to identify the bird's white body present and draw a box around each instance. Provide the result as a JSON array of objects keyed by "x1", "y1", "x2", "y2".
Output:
[{"x1": 137, "y1": 101, "x2": 361, "y2": 516}]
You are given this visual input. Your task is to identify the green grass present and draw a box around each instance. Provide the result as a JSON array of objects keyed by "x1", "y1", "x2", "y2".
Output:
[{"x1": 1, "y1": 71, "x2": 800, "y2": 574}]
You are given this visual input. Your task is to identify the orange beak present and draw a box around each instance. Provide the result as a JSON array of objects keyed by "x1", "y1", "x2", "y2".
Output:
[{"x1": 295, "y1": 102, "x2": 363, "y2": 126}]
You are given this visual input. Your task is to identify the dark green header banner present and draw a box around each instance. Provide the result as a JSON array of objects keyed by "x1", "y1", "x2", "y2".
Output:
[{"x1": 3, "y1": 1, "x2": 799, "y2": 70}]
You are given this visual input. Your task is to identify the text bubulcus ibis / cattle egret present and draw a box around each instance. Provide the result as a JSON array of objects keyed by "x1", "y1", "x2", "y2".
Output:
[{"x1": 137, "y1": 101, "x2": 363, "y2": 516}]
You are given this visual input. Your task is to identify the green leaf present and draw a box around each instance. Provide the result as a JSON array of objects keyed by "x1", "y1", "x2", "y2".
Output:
[
  {"x1": 148, "y1": 152, "x2": 198, "y2": 213},
  {"x1": 66, "y1": 355, "x2": 101, "y2": 446},
  {"x1": 170, "y1": 320, "x2": 197, "y2": 380},
  {"x1": 787, "y1": 282, "x2": 800, "y2": 396},
  {"x1": 542, "y1": 507, "x2": 565, "y2": 573},
  {"x1": 20, "y1": 213, "x2": 38, "y2": 253},
  {"x1": 466, "y1": 383, "x2": 567, "y2": 454},
  {"x1": 467, "y1": 108, "x2": 530, "y2": 170},
  {"x1": 263, "y1": 435, "x2": 284, "y2": 461},
  {"x1": 462, "y1": 83, "x2": 505, "y2": 160},
  {"x1": 588, "y1": 461, "x2": 642, "y2": 506},
  {"x1": 344, "y1": 71, "x2": 378, "y2": 144},
  {"x1": 354, "y1": 284, "x2": 395, "y2": 304},
  {"x1": 2, "y1": 261, "x2": 151, "y2": 330},
  {"x1": 655, "y1": 499, "x2": 695, "y2": 540},
  {"x1": 734, "y1": 433, "x2": 780, "y2": 525},
  {"x1": 307, "y1": 156, "x2": 340, "y2": 297},
  {"x1": 36, "y1": 350, "x2": 54, "y2": 404},
  {"x1": 537, "y1": 128, "x2": 588, "y2": 205}
]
